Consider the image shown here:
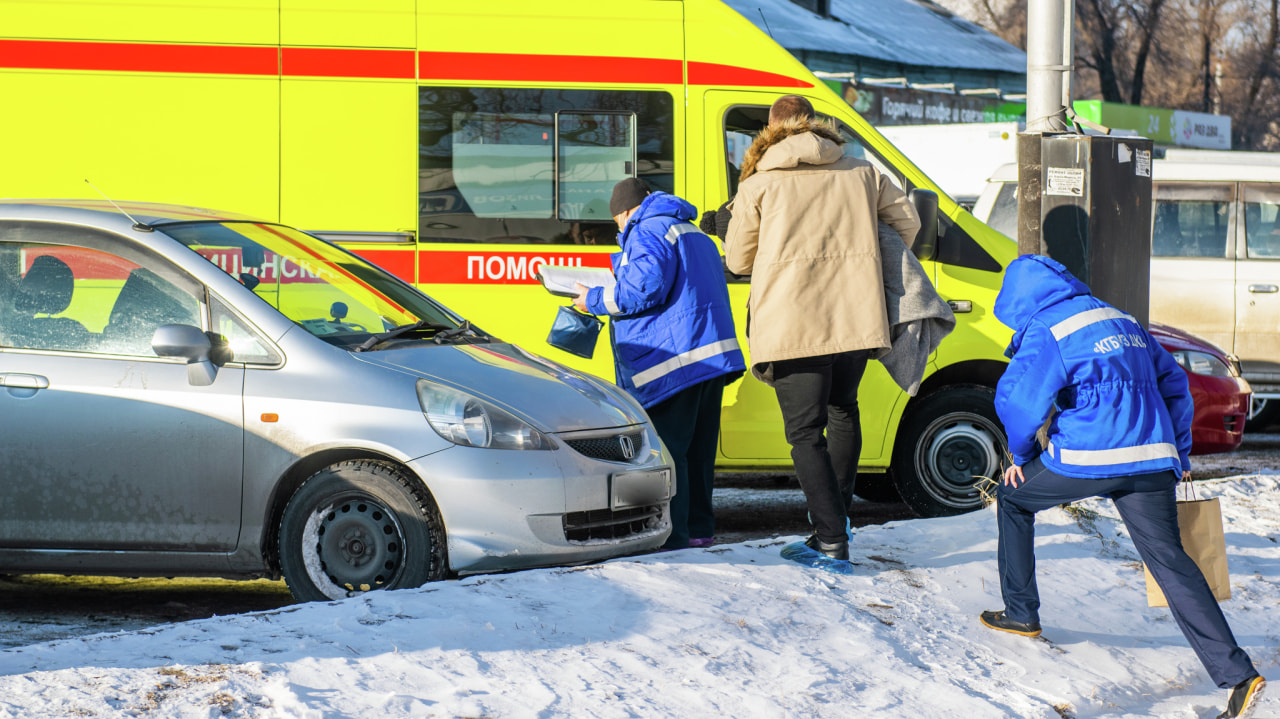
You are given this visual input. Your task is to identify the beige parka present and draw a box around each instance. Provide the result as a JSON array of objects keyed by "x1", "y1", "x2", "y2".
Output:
[{"x1": 724, "y1": 117, "x2": 921, "y2": 383}]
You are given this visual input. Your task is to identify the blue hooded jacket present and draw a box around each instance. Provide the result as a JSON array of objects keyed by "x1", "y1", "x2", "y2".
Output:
[
  {"x1": 585, "y1": 191, "x2": 746, "y2": 408},
  {"x1": 994, "y1": 255, "x2": 1192, "y2": 478}
]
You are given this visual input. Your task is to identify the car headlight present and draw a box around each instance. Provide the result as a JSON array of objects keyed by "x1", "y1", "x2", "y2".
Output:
[
  {"x1": 1171, "y1": 350, "x2": 1235, "y2": 377},
  {"x1": 416, "y1": 380, "x2": 553, "y2": 450}
]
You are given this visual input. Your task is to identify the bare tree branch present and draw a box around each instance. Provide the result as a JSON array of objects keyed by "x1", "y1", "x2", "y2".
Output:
[{"x1": 1129, "y1": 0, "x2": 1166, "y2": 104}]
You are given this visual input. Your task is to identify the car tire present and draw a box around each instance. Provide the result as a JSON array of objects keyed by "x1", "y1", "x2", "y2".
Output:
[
  {"x1": 1246, "y1": 397, "x2": 1280, "y2": 433},
  {"x1": 278, "y1": 460, "x2": 447, "y2": 603},
  {"x1": 891, "y1": 385, "x2": 1007, "y2": 518},
  {"x1": 851, "y1": 473, "x2": 903, "y2": 503}
]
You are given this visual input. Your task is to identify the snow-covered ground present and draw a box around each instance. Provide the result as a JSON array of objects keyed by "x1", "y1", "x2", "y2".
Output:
[{"x1": 1, "y1": 475, "x2": 1277, "y2": 718}]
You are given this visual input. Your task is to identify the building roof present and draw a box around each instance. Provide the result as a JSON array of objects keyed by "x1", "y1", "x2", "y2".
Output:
[{"x1": 723, "y1": 0, "x2": 1027, "y2": 75}]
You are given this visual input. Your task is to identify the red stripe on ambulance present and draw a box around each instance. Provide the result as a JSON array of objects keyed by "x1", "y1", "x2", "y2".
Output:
[
  {"x1": 687, "y1": 60, "x2": 812, "y2": 88},
  {"x1": 0, "y1": 39, "x2": 276, "y2": 75},
  {"x1": 282, "y1": 47, "x2": 414, "y2": 79},
  {"x1": 418, "y1": 51, "x2": 682, "y2": 84},
  {"x1": 0, "y1": 40, "x2": 809, "y2": 88},
  {"x1": 418, "y1": 250, "x2": 612, "y2": 285}
]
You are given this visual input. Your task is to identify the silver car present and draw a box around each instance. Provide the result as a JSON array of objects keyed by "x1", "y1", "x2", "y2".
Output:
[{"x1": 0, "y1": 200, "x2": 672, "y2": 601}]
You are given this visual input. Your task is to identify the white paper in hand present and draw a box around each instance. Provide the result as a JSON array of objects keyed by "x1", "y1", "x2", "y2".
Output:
[{"x1": 537, "y1": 265, "x2": 616, "y2": 298}]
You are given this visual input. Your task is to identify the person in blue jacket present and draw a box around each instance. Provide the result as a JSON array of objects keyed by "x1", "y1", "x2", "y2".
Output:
[
  {"x1": 573, "y1": 178, "x2": 746, "y2": 551},
  {"x1": 982, "y1": 255, "x2": 1264, "y2": 719}
]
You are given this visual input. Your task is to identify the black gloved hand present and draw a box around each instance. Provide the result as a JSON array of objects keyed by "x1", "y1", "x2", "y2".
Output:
[
  {"x1": 699, "y1": 209, "x2": 719, "y2": 237},
  {"x1": 699, "y1": 201, "x2": 733, "y2": 238},
  {"x1": 714, "y1": 202, "x2": 733, "y2": 238}
]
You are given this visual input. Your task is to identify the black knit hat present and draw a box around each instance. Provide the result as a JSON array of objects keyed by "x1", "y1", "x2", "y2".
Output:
[{"x1": 610, "y1": 177, "x2": 650, "y2": 217}]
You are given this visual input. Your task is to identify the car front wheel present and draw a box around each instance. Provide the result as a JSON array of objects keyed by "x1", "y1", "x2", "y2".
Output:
[
  {"x1": 279, "y1": 460, "x2": 447, "y2": 602},
  {"x1": 891, "y1": 385, "x2": 1007, "y2": 518},
  {"x1": 1246, "y1": 397, "x2": 1279, "y2": 433}
]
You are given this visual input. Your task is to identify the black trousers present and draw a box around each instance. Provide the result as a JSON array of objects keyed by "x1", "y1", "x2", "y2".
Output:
[
  {"x1": 772, "y1": 350, "x2": 870, "y2": 545},
  {"x1": 646, "y1": 376, "x2": 726, "y2": 549}
]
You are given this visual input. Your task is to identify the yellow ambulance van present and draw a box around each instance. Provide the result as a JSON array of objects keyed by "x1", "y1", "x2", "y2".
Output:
[{"x1": 0, "y1": 0, "x2": 1017, "y2": 516}]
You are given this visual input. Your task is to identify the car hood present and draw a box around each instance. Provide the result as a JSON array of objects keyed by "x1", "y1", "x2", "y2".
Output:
[
  {"x1": 352, "y1": 342, "x2": 647, "y2": 432},
  {"x1": 1148, "y1": 322, "x2": 1229, "y2": 357}
]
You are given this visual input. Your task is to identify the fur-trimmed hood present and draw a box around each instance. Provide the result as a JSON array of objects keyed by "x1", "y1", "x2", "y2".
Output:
[{"x1": 738, "y1": 117, "x2": 846, "y2": 182}]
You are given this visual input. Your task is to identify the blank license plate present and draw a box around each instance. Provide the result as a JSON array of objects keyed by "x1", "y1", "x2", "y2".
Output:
[{"x1": 611, "y1": 468, "x2": 672, "y2": 510}]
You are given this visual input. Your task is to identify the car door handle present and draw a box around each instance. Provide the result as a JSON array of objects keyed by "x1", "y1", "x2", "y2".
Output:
[
  {"x1": 0, "y1": 373, "x2": 50, "y2": 389},
  {"x1": 1248, "y1": 284, "x2": 1279, "y2": 294}
]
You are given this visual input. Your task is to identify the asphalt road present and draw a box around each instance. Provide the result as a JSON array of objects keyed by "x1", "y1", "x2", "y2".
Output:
[{"x1": 0, "y1": 434, "x2": 1274, "y2": 649}]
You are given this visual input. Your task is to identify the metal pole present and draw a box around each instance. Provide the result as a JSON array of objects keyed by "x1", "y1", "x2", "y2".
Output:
[
  {"x1": 1025, "y1": 0, "x2": 1071, "y2": 134},
  {"x1": 1018, "y1": 0, "x2": 1073, "y2": 255}
]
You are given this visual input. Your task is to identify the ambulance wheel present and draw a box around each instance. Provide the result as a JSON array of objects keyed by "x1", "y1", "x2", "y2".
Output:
[
  {"x1": 891, "y1": 385, "x2": 1006, "y2": 518},
  {"x1": 278, "y1": 460, "x2": 447, "y2": 603},
  {"x1": 851, "y1": 473, "x2": 902, "y2": 503}
]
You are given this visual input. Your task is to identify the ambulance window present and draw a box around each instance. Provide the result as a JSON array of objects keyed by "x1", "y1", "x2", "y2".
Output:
[
  {"x1": 419, "y1": 88, "x2": 673, "y2": 245},
  {"x1": 557, "y1": 113, "x2": 636, "y2": 221},
  {"x1": 722, "y1": 106, "x2": 770, "y2": 198},
  {"x1": 830, "y1": 122, "x2": 905, "y2": 191},
  {"x1": 451, "y1": 112, "x2": 554, "y2": 219},
  {"x1": 719, "y1": 106, "x2": 904, "y2": 198}
]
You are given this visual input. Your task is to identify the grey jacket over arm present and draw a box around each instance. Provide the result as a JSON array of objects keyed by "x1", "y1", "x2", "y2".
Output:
[{"x1": 872, "y1": 222, "x2": 956, "y2": 396}]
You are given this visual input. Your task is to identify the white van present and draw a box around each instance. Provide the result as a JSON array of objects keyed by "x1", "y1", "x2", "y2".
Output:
[{"x1": 973, "y1": 149, "x2": 1280, "y2": 429}]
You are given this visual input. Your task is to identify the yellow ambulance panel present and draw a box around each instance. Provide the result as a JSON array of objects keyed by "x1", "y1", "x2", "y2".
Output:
[{"x1": 0, "y1": 0, "x2": 1017, "y2": 517}]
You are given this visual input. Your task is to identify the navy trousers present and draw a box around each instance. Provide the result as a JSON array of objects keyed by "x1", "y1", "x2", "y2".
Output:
[
  {"x1": 646, "y1": 376, "x2": 725, "y2": 550},
  {"x1": 997, "y1": 457, "x2": 1256, "y2": 688}
]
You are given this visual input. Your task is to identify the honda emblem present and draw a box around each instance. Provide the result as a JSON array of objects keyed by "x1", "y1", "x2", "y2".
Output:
[{"x1": 618, "y1": 435, "x2": 635, "y2": 460}]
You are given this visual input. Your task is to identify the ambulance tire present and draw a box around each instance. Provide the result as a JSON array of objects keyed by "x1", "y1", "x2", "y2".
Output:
[
  {"x1": 279, "y1": 460, "x2": 447, "y2": 603},
  {"x1": 891, "y1": 385, "x2": 1007, "y2": 518},
  {"x1": 851, "y1": 473, "x2": 902, "y2": 504}
]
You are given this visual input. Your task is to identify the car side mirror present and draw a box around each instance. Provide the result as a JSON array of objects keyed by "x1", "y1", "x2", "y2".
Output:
[
  {"x1": 908, "y1": 188, "x2": 940, "y2": 262},
  {"x1": 152, "y1": 323, "x2": 218, "y2": 386}
]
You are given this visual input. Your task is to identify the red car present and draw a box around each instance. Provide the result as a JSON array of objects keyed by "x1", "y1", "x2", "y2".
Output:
[{"x1": 1151, "y1": 323, "x2": 1251, "y2": 455}]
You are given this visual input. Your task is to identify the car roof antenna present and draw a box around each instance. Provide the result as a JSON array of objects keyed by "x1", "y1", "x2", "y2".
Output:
[{"x1": 84, "y1": 179, "x2": 154, "y2": 232}]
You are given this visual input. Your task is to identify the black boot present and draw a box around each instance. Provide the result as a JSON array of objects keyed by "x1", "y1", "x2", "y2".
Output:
[
  {"x1": 1217, "y1": 675, "x2": 1265, "y2": 719},
  {"x1": 804, "y1": 534, "x2": 849, "y2": 561},
  {"x1": 979, "y1": 610, "x2": 1042, "y2": 637}
]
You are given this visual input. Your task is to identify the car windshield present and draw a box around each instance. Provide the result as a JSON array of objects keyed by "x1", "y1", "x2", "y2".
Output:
[{"x1": 163, "y1": 221, "x2": 476, "y2": 349}]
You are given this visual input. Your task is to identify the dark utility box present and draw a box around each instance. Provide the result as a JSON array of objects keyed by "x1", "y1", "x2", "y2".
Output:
[{"x1": 1017, "y1": 134, "x2": 1154, "y2": 326}]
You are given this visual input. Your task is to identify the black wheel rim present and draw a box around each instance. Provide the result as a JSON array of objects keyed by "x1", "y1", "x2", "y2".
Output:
[
  {"x1": 312, "y1": 496, "x2": 407, "y2": 595},
  {"x1": 913, "y1": 411, "x2": 1005, "y2": 510}
]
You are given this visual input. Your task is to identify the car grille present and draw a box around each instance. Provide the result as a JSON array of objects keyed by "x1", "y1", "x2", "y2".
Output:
[
  {"x1": 564, "y1": 429, "x2": 645, "y2": 463},
  {"x1": 563, "y1": 505, "x2": 664, "y2": 542}
]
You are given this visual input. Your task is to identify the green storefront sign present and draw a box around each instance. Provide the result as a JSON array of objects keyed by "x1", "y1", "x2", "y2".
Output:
[
  {"x1": 1072, "y1": 101, "x2": 1174, "y2": 144},
  {"x1": 824, "y1": 80, "x2": 1231, "y2": 149}
]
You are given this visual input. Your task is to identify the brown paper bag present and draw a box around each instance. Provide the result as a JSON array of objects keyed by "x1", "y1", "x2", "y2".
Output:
[{"x1": 1143, "y1": 497, "x2": 1231, "y2": 607}]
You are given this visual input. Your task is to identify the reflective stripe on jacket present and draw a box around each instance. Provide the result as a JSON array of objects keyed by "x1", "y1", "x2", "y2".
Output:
[
  {"x1": 585, "y1": 191, "x2": 746, "y2": 408},
  {"x1": 993, "y1": 255, "x2": 1192, "y2": 478}
]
